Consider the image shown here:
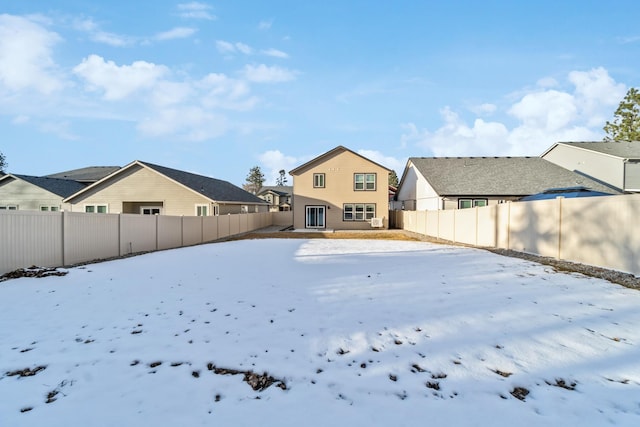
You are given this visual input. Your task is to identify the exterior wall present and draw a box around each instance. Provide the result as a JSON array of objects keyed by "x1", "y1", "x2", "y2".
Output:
[
  {"x1": 66, "y1": 165, "x2": 267, "y2": 215},
  {"x1": 0, "y1": 177, "x2": 70, "y2": 211},
  {"x1": 543, "y1": 144, "x2": 624, "y2": 191},
  {"x1": 395, "y1": 163, "x2": 441, "y2": 210},
  {"x1": 292, "y1": 150, "x2": 389, "y2": 230},
  {"x1": 442, "y1": 196, "x2": 519, "y2": 210}
]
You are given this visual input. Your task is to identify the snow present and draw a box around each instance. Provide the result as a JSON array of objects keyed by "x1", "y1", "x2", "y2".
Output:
[{"x1": 1, "y1": 238, "x2": 640, "y2": 426}]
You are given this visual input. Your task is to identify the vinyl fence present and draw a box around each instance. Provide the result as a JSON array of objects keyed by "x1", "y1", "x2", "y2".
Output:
[
  {"x1": 390, "y1": 194, "x2": 640, "y2": 275},
  {"x1": 0, "y1": 211, "x2": 293, "y2": 275}
]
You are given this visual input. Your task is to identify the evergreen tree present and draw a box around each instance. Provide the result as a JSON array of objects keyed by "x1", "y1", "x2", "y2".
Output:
[
  {"x1": 0, "y1": 151, "x2": 6, "y2": 172},
  {"x1": 388, "y1": 170, "x2": 399, "y2": 187},
  {"x1": 243, "y1": 165, "x2": 265, "y2": 194},
  {"x1": 603, "y1": 87, "x2": 640, "y2": 141},
  {"x1": 276, "y1": 169, "x2": 288, "y2": 186}
]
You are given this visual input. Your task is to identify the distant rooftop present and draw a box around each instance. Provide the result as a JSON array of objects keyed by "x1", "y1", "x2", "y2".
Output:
[
  {"x1": 46, "y1": 166, "x2": 121, "y2": 182},
  {"x1": 555, "y1": 141, "x2": 640, "y2": 158}
]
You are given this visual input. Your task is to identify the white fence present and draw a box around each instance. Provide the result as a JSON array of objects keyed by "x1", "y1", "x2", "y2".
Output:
[
  {"x1": 390, "y1": 194, "x2": 640, "y2": 275},
  {"x1": 0, "y1": 211, "x2": 293, "y2": 274}
]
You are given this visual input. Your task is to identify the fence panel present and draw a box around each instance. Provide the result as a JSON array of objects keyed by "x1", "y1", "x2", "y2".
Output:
[
  {"x1": 438, "y1": 210, "x2": 455, "y2": 241},
  {"x1": 217, "y1": 215, "x2": 231, "y2": 239},
  {"x1": 182, "y1": 216, "x2": 203, "y2": 246},
  {"x1": 560, "y1": 195, "x2": 640, "y2": 274},
  {"x1": 0, "y1": 211, "x2": 63, "y2": 273},
  {"x1": 203, "y1": 216, "x2": 219, "y2": 242},
  {"x1": 508, "y1": 199, "x2": 560, "y2": 257},
  {"x1": 477, "y1": 205, "x2": 497, "y2": 247},
  {"x1": 454, "y1": 208, "x2": 477, "y2": 245},
  {"x1": 229, "y1": 214, "x2": 241, "y2": 236},
  {"x1": 64, "y1": 212, "x2": 120, "y2": 266},
  {"x1": 120, "y1": 214, "x2": 157, "y2": 255},
  {"x1": 157, "y1": 216, "x2": 183, "y2": 250}
]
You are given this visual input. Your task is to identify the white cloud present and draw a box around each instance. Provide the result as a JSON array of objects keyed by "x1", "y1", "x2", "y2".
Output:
[
  {"x1": 258, "y1": 20, "x2": 273, "y2": 30},
  {"x1": 91, "y1": 31, "x2": 133, "y2": 47},
  {"x1": 469, "y1": 103, "x2": 496, "y2": 116},
  {"x1": 262, "y1": 48, "x2": 289, "y2": 59},
  {"x1": 178, "y1": 2, "x2": 216, "y2": 20},
  {"x1": 216, "y1": 40, "x2": 253, "y2": 55},
  {"x1": 242, "y1": 64, "x2": 297, "y2": 83},
  {"x1": 0, "y1": 14, "x2": 64, "y2": 94},
  {"x1": 138, "y1": 107, "x2": 228, "y2": 141},
  {"x1": 198, "y1": 73, "x2": 259, "y2": 111},
  {"x1": 406, "y1": 68, "x2": 624, "y2": 158},
  {"x1": 155, "y1": 27, "x2": 197, "y2": 41},
  {"x1": 258, "y1": 150, "x2": 299, "y2": 185},
  {"x1": 39, "y1": 120, "x2": 79, "y2": 140},
  {"x1": 357, "y1": 150, "x2": 404, "y2": 174},
  {"x1": 73, "y1": 54, "x2": 169, "y2": 100},
  {"x1": 235, "y1": 42, "x2": 253, "y2": 55}
]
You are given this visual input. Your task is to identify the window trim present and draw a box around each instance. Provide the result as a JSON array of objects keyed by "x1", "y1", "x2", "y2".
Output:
[
  {"x1": 458, "y1": 198, "x2": 488, "y2": 209},
  {"x1": 141, "y1": 206, "x2": 162, "y2": 215},
  {"x1": 0, "y1": 205, "x2": 18, "y2": 210},
  {"x1": 313, "y1": 173, "x2": 325, "y2": 188},
  {"x1": 85, "y1": 204, "x2": 108, "y2": 213},
  {"x1": 354, "y1": 173, "x2": 376, "y2": 191},
  {"x1": 343, "y1": 203, "x2": 376, "y2": 221},
  {"x1": 196, "y1": 204, "x2": 209, "y2": 216}
]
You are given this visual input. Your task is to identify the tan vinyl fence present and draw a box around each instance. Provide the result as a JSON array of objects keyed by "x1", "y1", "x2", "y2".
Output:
[
  {"x1": 0, "y1": 211, "x2": 293, "y2": 274},
  {"x1": 390, "y1": 194, "x2": 640, "y2": 275}
]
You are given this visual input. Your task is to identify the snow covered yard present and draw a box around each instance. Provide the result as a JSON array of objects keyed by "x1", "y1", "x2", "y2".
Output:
[{"x1": 1, "y1": 238, "x2": 639, "y2": 427}]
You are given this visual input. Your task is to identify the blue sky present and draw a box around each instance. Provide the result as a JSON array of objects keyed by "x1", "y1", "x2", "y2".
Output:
[{"x1": 1, "y1": 1, "x2": 639, "y2": 186}]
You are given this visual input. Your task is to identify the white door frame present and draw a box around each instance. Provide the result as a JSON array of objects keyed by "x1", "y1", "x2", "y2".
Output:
[{"x1": 305, "y1": 205, "x2": 326, "y2": 229}]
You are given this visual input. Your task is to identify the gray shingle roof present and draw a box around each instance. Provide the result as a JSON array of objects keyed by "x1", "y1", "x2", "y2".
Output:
[
  {"x1": 140, "y1": 161, "x2": 267, "y2": 204},
  {"x1": 14, "y1": 174, "x2": 88, "y2": 198},
  {"x1": 46, "y1": 166, "x2": 121, "y2": 182},
  {"x1": 408, "y1": 157, "x2": 620, "y2": 196},
  {"x1": 555, "y1": 141, "x2": 640, "y2": 158}
]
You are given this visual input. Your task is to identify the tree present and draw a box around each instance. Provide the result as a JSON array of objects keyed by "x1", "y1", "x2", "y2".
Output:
[
  {"x1": 0, "y1": 151, "x2": 6, "y2": 173},
  {"x1": 275, "y1": 169, "x2": 288, "y2": 186},
  {"x1": 243, "y1": 165, "x2": 265, "y2": 194},
  {"x1": 388, "y1": 170, "x2": 399, "y2": 187},
  {"x1": 603, "y1": 87, "x2": 640, "y2": 141}
]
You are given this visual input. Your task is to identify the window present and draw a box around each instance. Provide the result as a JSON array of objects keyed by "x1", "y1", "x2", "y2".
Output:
[
  {"x1": 40, "y1": 206, "x2": 59, "y2": 212},
  {"x1": 141, "y1": 206, "x2": 161, "y2": 215},
  {"x1": 313, "y1": 173, "x2": 325, "y2": 188},
  {"x1": 306, "y1": 206, "x2": 325, "y2": 228},
  {"x1": 212, "y1": 205, "x2": 220, "y2": 216},
  {"x1": 354, "y1": 173, "x2": 376, "y2": 191},
  {"x1": 196, "y1": 205, "x2": 208, "y2": 216},
  {"x1": 458, "y1": 199, "x2": 488, "y2": 209},
  {"x1": 241, "y1": 205, "x2": 248, "y2": 213},
  {"x1": 343, "y1": 203, "x2": 376, "y2": 221},
  {"x1": 0, "y1": 205, "x2": 18, "y2": 210},
  {"x1": 85, "y1": 204, "x2": 108, "y2": 213}
]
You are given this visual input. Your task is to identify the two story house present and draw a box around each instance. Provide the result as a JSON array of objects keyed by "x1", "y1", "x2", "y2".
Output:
[{"x1": 289, "y1": 146, "x2": 390, "y2": 230}]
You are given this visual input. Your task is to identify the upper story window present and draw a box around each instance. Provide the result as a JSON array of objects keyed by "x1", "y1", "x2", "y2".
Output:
[
  {"x1": 354, "y1": 173, "x2": 376, "y2": 191},
  {"x1": 313, "y1": 173, "x2": 325, "y2": 188}
]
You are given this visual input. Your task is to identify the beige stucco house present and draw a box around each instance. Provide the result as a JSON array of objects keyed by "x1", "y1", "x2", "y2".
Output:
[
  {"x1": 394, "y1": 156, "x2": 619, "y2": 210},
  {"x1": 0, "y1": 174, "x2": 87, "y2": 211},
  {"x1": 256, "y1": 186, "x2": 293, "y2": 212},
  {"x1": 63, "y1": 160, "x2": 268, "y2": 216},
  {"x1": 542, "y1": 141, "x2": 640, "y2": 193},
  {"x1": 289, "y1": 146, "x2": 390, "y2": 230}
]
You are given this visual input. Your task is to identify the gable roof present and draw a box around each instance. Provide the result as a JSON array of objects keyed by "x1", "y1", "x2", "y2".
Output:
[
  {"x1": 406, "y1": 157, "x2": 620, "y2": 196},
  {"x1": 46, "y1": 166, "x2": 121, "y2": 183},
  {"x1": 543, "y1": 141, "x2": 640, "y2": 159},
  {"x1": 289, "y1": 146, "x2": 391, "y2": 175},
  {"x1": 257, "y1": 186, "x2": 293, "y2": 197},
  {"x1": 0, "y1": 174, "x2": 88, "y2": 198},
  {"x1": 64, "y1": 160, "x2": 267, "y2": 204}
]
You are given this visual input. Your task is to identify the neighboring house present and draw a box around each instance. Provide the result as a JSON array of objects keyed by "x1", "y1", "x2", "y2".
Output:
[
  {"x1": 395, "y1": 156, "x2": 619, "y2": 210},
  {"x1": 256, "y1": 186, "x2": 293, "y2": 212},
  {"x1": 46, "y1": 166, "x2": 121, "y2": 184},
  {"x1": 542, "y1": 141, "x2": 640, "y2": 193},
  {"x1": 63, "y1": 160, "x2": 268, "y2": 215},
  {"x1": 0, "y1": 174, "x2": 87, "y2": 211},
  {"x1": 289, "y1": 146, "x2": 391, "y2": 230}
]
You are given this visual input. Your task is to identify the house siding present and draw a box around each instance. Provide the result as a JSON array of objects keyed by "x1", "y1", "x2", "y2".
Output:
[
  {"x1": 292, "y1": 149, "x2": 389, "y2": 230},
  {"x1": 67, "y1": 164, "x2": 215, "y2": 215},
  {"x1": 543, "y1": 144, "x2": 624, "y2": 191},
  {"x1": 0, "y1": 177, "x2": 70, "y2": 211}
]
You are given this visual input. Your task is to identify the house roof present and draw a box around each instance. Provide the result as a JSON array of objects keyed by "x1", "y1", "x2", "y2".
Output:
[
  {"x1": 257, "y1": 186, "x2": 293, "y2": 197},
  {"x1": 64, "y1": 160, "x2": 267, "y2": 205},
  {"x1": 1, "y1": 174, "x2": 87, "y2": 198},
  {"x1": 519, "y1": 186, "x2": 614, "y2": 201},
  {"x1": 46, "y1": 166, "x2": 121, "y2": 182},
  {"x1": 289, "y1": 146, "x2": 391, "y2": 175},
  {"x1": 405, "y1": 157, "x2": 620, "y2": 196},
  {"x1": 544, "y1": 141, "x2": 640, "y2": 159}
]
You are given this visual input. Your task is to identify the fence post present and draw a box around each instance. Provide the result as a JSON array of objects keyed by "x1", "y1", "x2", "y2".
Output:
[
  {"x1": 61, "y1": 210, "x2": 66, "y2": 267},
  {"x1": 557, "y1": 197, "x2": 563, "y2": 260}
]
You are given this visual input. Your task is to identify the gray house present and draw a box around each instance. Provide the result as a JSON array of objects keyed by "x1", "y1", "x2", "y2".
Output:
[
  {"x1": 394, "y1": 156, "x2": 619, "y2": 210},
  {"x1": 0, "y1": 174, "x2": 87, "y2": 211},
  {"x1": 542, "y1": 141, "x2": 640, "y2": 193}
]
